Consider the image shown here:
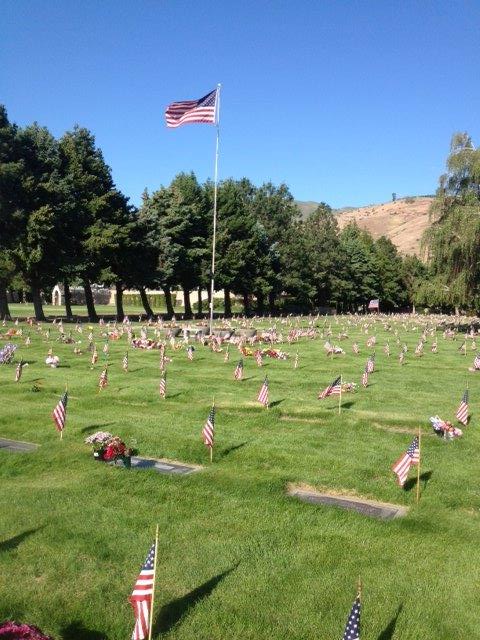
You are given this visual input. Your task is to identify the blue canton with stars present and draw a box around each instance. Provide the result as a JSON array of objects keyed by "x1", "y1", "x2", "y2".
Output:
[
  {"x1": 141, "y1": 542, "x2": 156, "y2": 570},
  {"x1": 343, "y1": 596, "x2": 361, "y2": 640}
]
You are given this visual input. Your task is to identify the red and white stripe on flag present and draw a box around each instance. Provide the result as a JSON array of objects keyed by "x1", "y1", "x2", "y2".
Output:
[
  {"x1": 202, "y1": 406, "x2": 215, "y2": 448},
  {"x1": 165, "y1": 89, "x2": 217, "y2": 128},
  {"x1": 257, "y1": 378, "x2": 269, "y2": 406},
  {"x1": 129, "y1": 542, "x2": 156, "y2": 640},
  {"x1": 392, "y1": 436, "x2": 419, "y2": 486},
  {"x1": 52, "y1": 391, "x2": 68, "y2": 431}
]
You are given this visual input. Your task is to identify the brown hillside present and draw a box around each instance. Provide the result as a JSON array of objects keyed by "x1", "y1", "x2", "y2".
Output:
[{"x1": 336, "y1": 197, "x2": 434, "y2": 256}]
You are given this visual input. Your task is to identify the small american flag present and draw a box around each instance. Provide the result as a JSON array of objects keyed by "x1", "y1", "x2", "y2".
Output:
[
  {"x1": 52, "y1": 390, "x2": 68, "y2": 432},
  {"x1": 15, "y1": 360, "x2": 24, "y2": 382},
  {"x1": 366, "y1": 354, "x2": 375, "y2": 373},
  {"x1": 473, "y1": 353, "x2": 480, "y2": 370},
  {"x1": 103, "y1": 342, "x2": 109, "y2": 355},
  {"x1": 392, "y1": 436, "x2": 420, "y2": 486},
  {"x1": 187, "y1": 346, "x2": 194, "y2": 361},
  {"x1": 342, "y1": 592, "x2": 361, "y2": 640},
  {"x1": 129, "y1": 541, "x2": 156, "y2": 640},
  {"x1": 99, "y1": 367, "x2": 108, "y2": 389},
  {"x1": 399, "y1": 351, "x2": 405, "y2": 365},
  {"x1": 352, "y1": 342, "x2": 359, "y2": 354},
  {"x1": 202, "y1": 404, "x2": 215, "y2": 448},
  {"x1": 234, "y1": 359, "x2": 244, "y2": 380},
  {"x1": 431, "y1": 341, "x2": 437, "y2": 353},
  {"x1": 255, "y1": 350, "x2": 263, "y2": 367},
  {"x1": 257, "y1": 376, "x2": 269, "y2": 407},
  {"x1": 318, "y1": 376, "x2": 342, "y2": 399},
  {"x1": 361, "y1": 365, "x2": 368, "y2": 388},
  {"x1": 91, "y1": 347, "x2": 98, "y2": 365},
  {"x1": 455, "y1": 390, "x2": 469, "y2": 426},
  {"x1": 123, "y1": 352, "x2": 129, "y2": 372},
  {"x1": 224, "y1": 346, "x2": 230, "y2": 363},
  {"x1": 159, "y1": 373, "x2": 166, "y2": 399},
  {"x1": 165, "y1": 88, "x2": 217, "y2": 128},
  {"x1": 384, "y1": 343, "x2": 390, "y2": 357}
]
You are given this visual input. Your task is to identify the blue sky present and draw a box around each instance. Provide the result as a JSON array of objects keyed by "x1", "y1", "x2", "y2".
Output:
[{"x1": 2, "y1": 1, "x2": 479, "y2": 208}]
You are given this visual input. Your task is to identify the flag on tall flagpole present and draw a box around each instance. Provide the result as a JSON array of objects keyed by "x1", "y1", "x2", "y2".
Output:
[
  {"x1": 455, "y1": 389, "x2": 469, "y2": 426},
  {"x1": 257, "y1": 376, "x2": 269, "y2": 407},
  {"x1": 52, "y1": 390, "x2": 68, "y2": 433},
  {"x1": 165, "y1": 89, "x2": 218, "y2": 128},
  {"x1": 392, "y1": 436, "x2": 420, "y2": 486},
  {"x1": 129, "y1": 541, "x2": 156, "y2": 640}
]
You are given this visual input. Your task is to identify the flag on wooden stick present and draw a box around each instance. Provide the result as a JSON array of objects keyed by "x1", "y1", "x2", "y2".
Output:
[
  {"x1": 159, "y1": 373, "x2": 166, "y2": 399},
  {"x1": 257, "y1": 376, "x2": 269, "y2": 407},
  {"x1": 392, "y1": 436, "x2": 420, "y2": 486},
  {"x1": 455, "y1": 390, "x2": 469, "y2": 426},
  {"x1": 202, "y1": 403, "x2": 215, "y2": 454},
  {"x1": 52, "y1": 390, "x2": 68, "y2": 434},
  {"x1": 99, "y1": 366, "x2": 108, "y2": 389},
  {"x1": 129, "y1": 540, "x2": 157, "y2": 640},
  {"x1": 342, "y1": 588, "x2": 361, "y2": 640},
  {"x1": 318, "y1": 376, "x2": 342, "y2": 399},
  {"x1": 234, "y1": 359, "x2": 244, "y2": 380}
]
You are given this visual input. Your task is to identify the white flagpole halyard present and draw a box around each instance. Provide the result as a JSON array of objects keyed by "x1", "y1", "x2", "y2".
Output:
[{"x1": 209, "y1": 83, "x2": 221, "y2": 336}]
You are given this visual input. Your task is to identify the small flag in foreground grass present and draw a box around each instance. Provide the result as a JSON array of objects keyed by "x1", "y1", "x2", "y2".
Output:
[
  {"x1": 318, "y1": 376, "x2": 341, "y2": 399},
  {"x1": 342, "y1": 589, "x2": 361, "y2": 640},
  {"x1": 455, "y1": 389, "x2": 469, "y2": 426},
  {"x1": 392, "y1": 436, "x2": 419, "y2": 486},
  {"x1": 366, "y1": 353, "x2": 375, "y2": 373},
  {"x1": 255, "y1": 350, "x2": 263, "y2": 367},
  {"x1": 224, "y1": 346, "x2": 230, "y2": 362},
  {"x1": 159, "y1": 373, "x2": 166, "y2": 398},
  {"x1": 91, "y1": 346, "x2": 98, "y2": 365},
  {"x1": 202, "y1": 404, "x2": 215, "y2": 449},
  {"x1": 52, "y1": 390, "x2": 68, "y2": 432},
  {"x1": 187, "y1": 346, "x2": 194, "y2": 361},
  {"x1": 122, "y1": 352, "x2": 129, "y2": 372},
  {"x1": 234, "y1": 358, "x2": 243, "y2": 380},
  {"x1": 257, "y1": 376, "x2": 269, "y2": 407},
  {"x1": 99, "y1": 366, "x2": 108, "y2": 389},
  {"x1": 474, "y1": 353, "x2": 480, "y2": 370},
  {"x1": 129, "y1": 541, "x2": 156, "y2": 640}
]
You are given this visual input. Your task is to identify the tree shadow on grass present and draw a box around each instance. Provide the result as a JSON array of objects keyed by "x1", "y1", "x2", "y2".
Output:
[
  {"x1": 377, "y1": 604, "x2": 403, "y2": 640},
  {"x1": 403, "y1": 471, "x2": 433, "y2": 493},
  {"x1": 153, "y1": 565, "x2": 237, "y2": 636},
  {"x1": 61, "y1": 621, "x2": 107, "y2": 640},
  {"x1": 218, "y1": 441, "x2": 249, "y2": 459},
  {"x1": 0, "y1": 527, "x2": 43, "y2": 553},
  {"x1": 80, "y1": 423, "x2": 115, "y2": 434}
]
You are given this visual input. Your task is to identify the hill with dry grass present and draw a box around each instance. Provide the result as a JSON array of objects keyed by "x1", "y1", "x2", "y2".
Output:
[{"x1": 295, "y1": 197, "x2": 434, "y2": 256}]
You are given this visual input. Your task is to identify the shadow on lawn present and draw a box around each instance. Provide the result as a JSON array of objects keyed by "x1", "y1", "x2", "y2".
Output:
[
  {"x1": 219, "y1": 441, "x2": 249, "y2": 459},
  {"x1": 165, "y1": 392, "x2": 183, "y2": 399},
  {"x1": 61, "y1": 620, "x2": 107, "y2": 640},
  {"x1": 377, "y1": 604, "x2": 403, "y2": 640},
  {"x1": 0, "y1": 527, "x2": 43, "y2": 553},
  {"x1": 269, "y1": 399, "x2": 285, "y2": 408},
  {"x1": 80, "y1": 423, "x2": 115, "y2": 434},
  {"x1": 153, "y1": 565, "x2": 237, "y2": 636},
  {"x1": 404, "y1": 471, "x2": 433, "y2": 493}
]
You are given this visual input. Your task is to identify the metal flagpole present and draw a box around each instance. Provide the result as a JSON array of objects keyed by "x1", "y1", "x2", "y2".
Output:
[{"x1": 209, "y1": 83, "x2": 221, "y2": 336}]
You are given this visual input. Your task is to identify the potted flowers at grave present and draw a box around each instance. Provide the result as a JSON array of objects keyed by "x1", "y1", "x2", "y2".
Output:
[{"x1": 84, "y1": 431, "x2": 135, "y2": 468}]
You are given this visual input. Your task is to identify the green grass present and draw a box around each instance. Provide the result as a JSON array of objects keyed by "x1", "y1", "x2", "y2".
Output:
[{"x1": 0, "y1": 316, "x2": 479, "y2": 639}]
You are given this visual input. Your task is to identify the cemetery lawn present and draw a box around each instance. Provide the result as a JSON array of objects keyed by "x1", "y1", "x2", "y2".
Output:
[{"x1": 0, "y1": 318, "x2": 479, "y2": 639}]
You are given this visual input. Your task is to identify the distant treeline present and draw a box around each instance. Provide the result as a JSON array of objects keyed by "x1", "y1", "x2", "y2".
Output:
[{"x1": 1, "y1": 105, "x2": 478, "y2": 319}]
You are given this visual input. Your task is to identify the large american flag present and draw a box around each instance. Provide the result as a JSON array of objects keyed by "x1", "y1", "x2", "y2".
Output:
[
  {"x1": 202, "y1": 405, "x2": 215, "y2": 448},
  {"x1": 52, "y1": 390, "x2": 68, "y2": 432},
  {"x1": 257, "y1": 376, "x2": 269, "y2": 407},
  {"x1": 455, "y1": 390, "x2": 469, "y2": 426},
  {"x1": 392, "y1": 436, "x2": 420, "y2": 486},
  {"x1": 318, "y1": 376, "x2": 342, "y2": 399},
  {"x1": 165, "y1": 89, "x2": 217, "y2": 128},
  {"x1": 129, "y1": 541, "x2": 156, "y2": 640},
  {"x1": 343, "y1": 593, "x2": 361, "y2": 640}
]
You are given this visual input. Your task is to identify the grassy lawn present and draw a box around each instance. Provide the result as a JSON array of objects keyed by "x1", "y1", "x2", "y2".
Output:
[{"x1": 0, "y1": 316, "x2": 479, "y2": 639}]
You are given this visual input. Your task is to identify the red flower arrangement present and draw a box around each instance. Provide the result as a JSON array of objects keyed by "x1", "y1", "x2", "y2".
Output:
[{"x1": 0, "y1": 621, "x2": 53, "y2": 639}]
